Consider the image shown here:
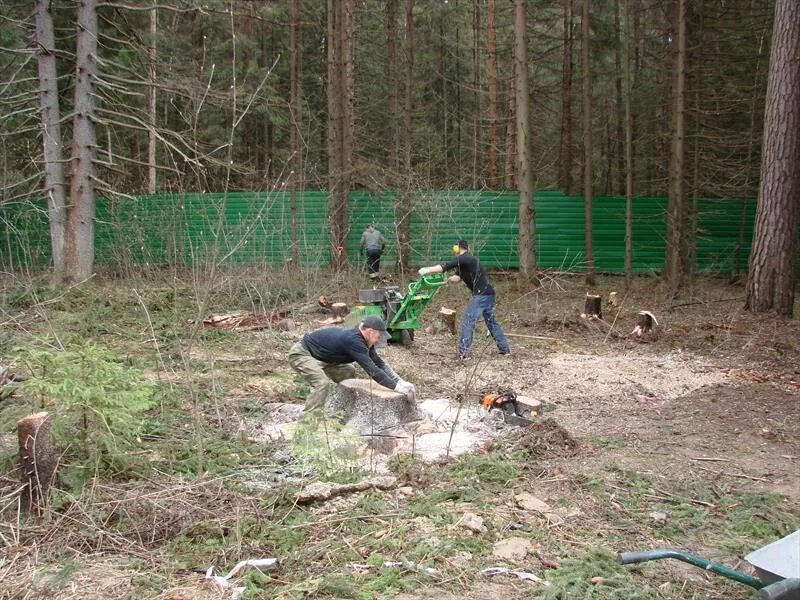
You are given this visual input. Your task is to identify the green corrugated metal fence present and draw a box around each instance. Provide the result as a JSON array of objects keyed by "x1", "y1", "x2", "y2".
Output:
[{"x1": 0, "y1": 190, "x2": 757, "y2": 274}]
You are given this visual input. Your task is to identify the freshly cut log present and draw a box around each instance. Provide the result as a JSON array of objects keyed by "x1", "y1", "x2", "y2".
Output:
[
  {"x1": 631, "y1": 310, "x2": 658, "y2": 337},
  {"x1": 17, "y1": 412, "x2": 57, "y2": 513},
  {"x1": 331, "y1": 303, "x2": 349, "y2": 319},
  {"x1": 325, "y1": 378, "x2": 422, "y2": 435},
  {"x1": 438, "y1": 307, "x2": 457, "y2": 334},
  {"x1": 583, "y1": 293, "x2": 602, "y2": 319}
]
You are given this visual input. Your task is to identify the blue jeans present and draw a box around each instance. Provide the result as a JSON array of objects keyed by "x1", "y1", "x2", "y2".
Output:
[{"x1": 458, "y1": 294, "x2": 510, "y2": 357}]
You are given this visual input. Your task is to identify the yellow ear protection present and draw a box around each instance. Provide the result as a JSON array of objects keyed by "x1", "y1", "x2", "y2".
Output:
[{"x1": 452, "y1": 244, "x2": 461, "y2": 254}]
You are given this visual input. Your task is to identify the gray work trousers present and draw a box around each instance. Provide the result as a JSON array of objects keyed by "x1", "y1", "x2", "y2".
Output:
[{"x1": 287, "y1": 341, "x2": 357, "y2": 411}]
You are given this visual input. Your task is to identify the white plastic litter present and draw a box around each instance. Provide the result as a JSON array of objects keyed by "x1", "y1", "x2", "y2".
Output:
[
  {"x1": 205, "y1": 558, "x2": 279, "y2": 599},
  {"x1": 481, "y1": 566, "x2": 551, "y2": 586}
]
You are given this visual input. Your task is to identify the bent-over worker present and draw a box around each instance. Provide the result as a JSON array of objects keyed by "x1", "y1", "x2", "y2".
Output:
[
  {"x1": 288, "y1": 315, "x2": 415, "y2": 412},
  {"x1": 418, "y1": 239, "x2": 510, "y2": 359}
]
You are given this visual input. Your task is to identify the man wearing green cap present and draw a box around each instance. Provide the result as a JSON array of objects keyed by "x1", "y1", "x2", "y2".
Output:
[{"x1": 288, "y1": 315, "x2": 416, "y2": 412}]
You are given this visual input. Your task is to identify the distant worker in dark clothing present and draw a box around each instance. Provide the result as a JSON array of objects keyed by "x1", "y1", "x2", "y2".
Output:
[
  {"x1": 418, "y1": 239, "x2": 510, "y2": 359},
  {"x1": 288, "y1": 315, "x2": 415, "y2": 412},
  {"x1": 360, "y1": 224, "x2": 386, "y2": 281}
]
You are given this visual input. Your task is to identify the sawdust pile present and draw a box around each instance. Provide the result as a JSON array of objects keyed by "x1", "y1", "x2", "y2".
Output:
[{"x1": 509, "y1": 417, "x2": 580, "y2": 458}]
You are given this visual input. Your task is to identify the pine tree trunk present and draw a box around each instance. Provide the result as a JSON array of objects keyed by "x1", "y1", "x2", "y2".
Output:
[
  {"x1": 35, "y1": 0, "x2": 67, "y2": 274},
  {"x1": 514, "y1": 0, "x2": 535, "y2": 281},
  {"x1": 387, "y1": 0, "x2": 400, "y2": 173},
  {"x1": 472, "y1": 0, "x2": 481, "y2": 187},
  {"x1": 665, "y1": 0, "x2": 688, "y2": 298},
  {"x1": 66, "y1": 0, "x2": 98, "y2": 282},
  {"x1": 487, "y1": 0, "x2": 499, "y2": 188},
  {"x1": 745, "y1": 0, "x2": 800, "y2": 316},
  {"x1": 582, "y1": 0, "x2": 595, "y2": 286},
  {"x1": 147, "y1": 3, "x2": 157, "y2": 194},
  {"x1": 326, "y1": 0, "x2": 350, "y2": 271},
  {"x1": 396, "y1": 0, "x2": 414, "y2": 272},
  {"x1": 559, "y1": 0, "x2": 574, "y2": 195},
  {"x1": 289, "y1": 0, "x2": 303, "y2": 267},
  {"x1": 623, "y1": 0, "x2": 634, "y2": 288}
]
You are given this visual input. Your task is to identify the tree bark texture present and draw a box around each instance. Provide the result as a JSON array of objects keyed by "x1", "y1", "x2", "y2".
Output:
[
  {"x1": 18, "y1": 412, "x2": 57, "y2": 513},
  {"x1": 486, "y1": 0, "x2": 499, "y2": 188},
  {"x1": 387, "y1": 0, "x2": 400, "y2": 173},
  {"x1": 66, "y1": 0, "x2": 98, "y2": 282},
  {"x1": 326, "y1": 0, "x2": 354, "y2": 270},
  {"x1": 325, "y1": 378, "x2": 421, "y2": 436},
  {"x1": 514, "y1": 0, "x2": 535, "y2": 281},
  {"x1": 745, "y1": 0, "x2": 800, "y2": 316},
  {"x1": 472, "y1": 0, "x2": 481, "y2": 187},
  {"x1": 147, "y1": 3, "x2": 157, "y2": 194},
  {"x1": 559, "y1": 0, "x2": 574, "y2": 195},
  {"x1": 35, "y1": 0, "x2": 67, "y2": 274},
  {"x1": 396, "y1": 0, "x2": 415, "y2": 271},
  {"x1": 665, "y1": 0, "x2": 688, "y2": 297},
  {"x1": 623, "y1": 0, "x2": 634, "y2": 288},
  {"x1": 289, "y1": 0, "x2": 303, "y2": 267},
  {"x1": 582, "y1": 0, "x2": 595, "y2": 285}
]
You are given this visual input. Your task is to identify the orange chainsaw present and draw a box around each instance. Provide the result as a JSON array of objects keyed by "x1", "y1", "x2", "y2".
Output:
[{"x1": 480, "y1": 389, "x2": 534, "y2": 427}]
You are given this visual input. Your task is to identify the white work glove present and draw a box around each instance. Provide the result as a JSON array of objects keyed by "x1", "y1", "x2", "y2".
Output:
[
  {"x1": 394, "y1": 378, "x2": 416, "y2": 402},
  {"x1": 418, "y1": 266, "x2": 436, "y2": 276},
  {"x1": 447, "y1": 275, "x2": 461, "y2": 284}
]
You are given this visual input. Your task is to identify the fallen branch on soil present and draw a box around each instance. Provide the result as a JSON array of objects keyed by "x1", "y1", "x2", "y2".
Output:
[
  {"x1": 505, "y1": 333, "x2": 562, "y2": 341},
  {"x1": 690, "y1": 456, "x2": 732, "y2": 463},
  {"x1": 694, "y1": 466, "x2": 768, "y2": 482},
  {"x1": 295, "y1": 475, "x2": 397, "y2": 504}
]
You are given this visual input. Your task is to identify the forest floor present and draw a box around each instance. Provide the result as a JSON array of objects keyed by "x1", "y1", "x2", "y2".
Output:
[{"x1": 0, "y1": 269, "x2": 798, "y2": 599}]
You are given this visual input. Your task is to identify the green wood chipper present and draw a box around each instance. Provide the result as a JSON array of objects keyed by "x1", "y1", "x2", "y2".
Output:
[{"x1": 345, "y1": 273, "x2": 448, "y2": 345}]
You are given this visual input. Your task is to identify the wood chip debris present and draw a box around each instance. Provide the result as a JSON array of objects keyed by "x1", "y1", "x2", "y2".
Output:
[
  {"x1": 481, "y1": 566, "x2": 551, "y2": 586},
  {"x1": 201, "y1": 310, "x2": 290, "y2": 331},
  {"x1": 345, "y1": 560, "x2": 439, "y2": 577}
]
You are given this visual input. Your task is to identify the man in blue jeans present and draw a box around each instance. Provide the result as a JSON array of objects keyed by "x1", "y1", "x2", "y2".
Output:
[{"x1": 418, "y1": 239, "x2": 510, "y2": 359}]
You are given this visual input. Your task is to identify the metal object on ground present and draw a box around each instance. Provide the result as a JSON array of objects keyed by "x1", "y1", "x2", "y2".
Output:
[
  {"x1": 481, "y1": 389, "x2": 536, "y2": 426},
  {"x1": 620, "y1": 531, "x2": 800, "y2": 599},
  {"x1": 348, "y1": 274, "x2": 448, "y2": 346}
]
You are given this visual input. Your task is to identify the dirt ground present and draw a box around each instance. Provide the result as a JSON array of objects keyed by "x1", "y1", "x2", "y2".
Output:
[
  {"x1": 370, "y1": 274, "x2": 800, "y2": 498},
  {"x1": 3, "y1": 272, "x2": 799, "y2": 599}
]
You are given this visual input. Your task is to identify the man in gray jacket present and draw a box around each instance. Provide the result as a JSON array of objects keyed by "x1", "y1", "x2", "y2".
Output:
[{"x1": 360, "y1": 224, "x2": 386, "y2": 280}]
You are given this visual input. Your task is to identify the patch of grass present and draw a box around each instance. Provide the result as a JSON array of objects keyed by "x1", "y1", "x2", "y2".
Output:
[
  {"x1": 541, "y1": 549, "x2": 659, "y2": 599},
  {"x1": 587, "y1": 435, "x2": 623, "y2": 450}
]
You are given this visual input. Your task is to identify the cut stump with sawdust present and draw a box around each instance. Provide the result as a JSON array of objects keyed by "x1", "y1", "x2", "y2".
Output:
[{"x1": 325, "y1": 378, "x2": 422, "y2": 436}]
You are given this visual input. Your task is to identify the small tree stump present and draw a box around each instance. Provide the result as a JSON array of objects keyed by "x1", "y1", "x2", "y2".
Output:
[
  {"x1": 438, "y1": 307, "x2": 457, "y2": 335},
  {"x1": 325, "y1": 378, "x2": 422, "y2": 436},
  {"x1": 608, "y1": 291, "x2": 618, "y2": 307},
  {"x1": 331, "y1": 303, "x2": 349, "y2": 319},
  {"x1": 17, "y1": 412, "x2": 57, "y2": 513},
  {"x1": 582, "y1": 293, "x2": 602, "y2": 319},
  {"x1": 631, "y1": 310, "x2": 658, "y2": 337}
]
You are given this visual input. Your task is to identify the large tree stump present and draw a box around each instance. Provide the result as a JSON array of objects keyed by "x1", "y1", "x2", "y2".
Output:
[
  {"x1": 582, "y1": 293, "x2": 602, "y2": 319},
  {"x1": 17, "y1": 412, "x2": 57, "y2": 513},
  {"x1": 438, "y1": 307, "x2": 457, "y2": 334},
  {"x1": 631, "y1": 310, "x2": 658, "y2": 337},
  {"x1": 330, "y1": 303, "x2": 349, "y2": 320},
  {"x1": 325, "y1": 378, "x2": 422, "y2": 436}
]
